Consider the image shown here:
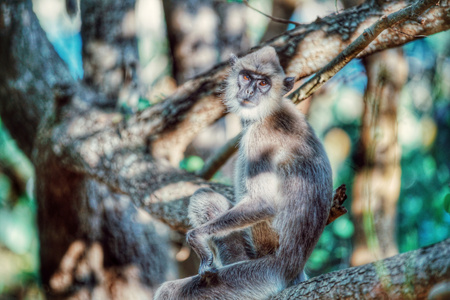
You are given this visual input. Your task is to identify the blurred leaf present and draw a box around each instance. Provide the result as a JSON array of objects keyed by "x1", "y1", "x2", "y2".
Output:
[
  {"x1": 317, "y1": 229, "x2": 334, "y2": 250},
  {"x1": 335, "y1": 246, "x2": 349, "y2": 259},
  {"x1": 422, "y1": 156, "x2": 436, "y2": 178},
  {"x1": 444, "y1": 193, "x2": 450, "y2": 214},
  {"x1": 332, "y1": 217, "x2": 355, "y2": 239},
  {"x1": 307, "y1": 249, "x2": 330, "y2": 270},
  {"x1": 0, "y1": 174, "x2": 11, "y2": 205},
  {"x1": 0, "y1": 199, "x2": 36, "y2": 254},
  {"x1": 179, "y1": 156, "x2": 204, "y2": 172},
  {"x1": 137, "y1": 97, "x2": 152, "y2": 111},
  {"x1": 403, "y1": 196, "x2": 423, "y2": 217}
]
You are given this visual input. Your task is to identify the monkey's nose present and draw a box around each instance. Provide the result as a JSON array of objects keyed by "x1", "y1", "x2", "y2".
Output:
[{"x1": 246, "y1": 89, "x2": 254, "y2": 95}]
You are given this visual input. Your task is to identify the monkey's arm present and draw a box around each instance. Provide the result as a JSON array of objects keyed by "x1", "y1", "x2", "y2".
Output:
[
  {"x1": 189, "y1": 188, "x2": 252, "y2": 266},
  {"x1": 186, "y1": 199, "x2": 276, "y2": 277}
]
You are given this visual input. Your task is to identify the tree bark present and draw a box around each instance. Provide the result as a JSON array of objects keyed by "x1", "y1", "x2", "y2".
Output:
[
  {"x1": 273, "y1": 238, "x2": 450, "y2": 299},
  {"x1": 340, "y1": 0, "x2": 406, "y2": 267},
  {"x1": 351, "y1": 48, "x2": 407, "y2": 266}
]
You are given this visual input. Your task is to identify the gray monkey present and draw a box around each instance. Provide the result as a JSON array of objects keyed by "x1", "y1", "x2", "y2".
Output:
[{"x1": 154, "y1": 46, "x2": 333, "y2": 300}]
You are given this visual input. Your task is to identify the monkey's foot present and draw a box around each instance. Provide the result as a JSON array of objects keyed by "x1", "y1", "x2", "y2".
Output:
[
  {"x1": 198, "y1": 256, "x2": 218, "y2": 278},
  {"x1": 200, "y1": 266, "x2": 218, "y2": 278}
]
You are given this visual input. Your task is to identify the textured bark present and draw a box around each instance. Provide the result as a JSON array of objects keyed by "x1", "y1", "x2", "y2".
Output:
[
  {"x1": 290, "y1": 0, "x2": 440, "y2": 103},
  {"x1": 273, "y1": 238, "x2": 450, "y2": 299},
  {"x1": 351, "y1": 43, "x2": 406, "y2": 267}
]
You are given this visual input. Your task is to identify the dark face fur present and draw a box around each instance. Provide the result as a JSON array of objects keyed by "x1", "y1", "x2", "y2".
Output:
[
  {"x1": 237, "y1": 70, "x2": 272, "y2": 107},
  {"x1": 225, "y1": 46, "x2": 295, "y2": 122}
]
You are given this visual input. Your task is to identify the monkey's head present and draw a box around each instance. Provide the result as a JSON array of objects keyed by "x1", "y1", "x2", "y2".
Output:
[{"x1": 225, "y1": 46, "x2": 295, "y2": 122}]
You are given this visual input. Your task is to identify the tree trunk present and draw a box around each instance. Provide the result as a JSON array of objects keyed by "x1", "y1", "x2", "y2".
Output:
[
  {"x1": 340, "y1": 0, "x2": 407, "y2": 266},
  {"x1": 352, "y1": 48, "x2": 407, "y2": 266},
  {"x1": 0, "y1": 1, "x2": 172, "y2": 299},
  {"x1": 80, "y1": 0, "x2": 140, "y2": 107}
]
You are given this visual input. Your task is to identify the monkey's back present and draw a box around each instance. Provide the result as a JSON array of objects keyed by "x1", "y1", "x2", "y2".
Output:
[{"x1": 237, "y1": 99, "x2": 333, "y2": 276}]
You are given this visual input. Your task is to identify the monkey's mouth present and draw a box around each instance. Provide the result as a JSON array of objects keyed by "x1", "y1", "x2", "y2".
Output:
[{"x1": 239, "y1": 99, "x2": 256, "y2": 108}]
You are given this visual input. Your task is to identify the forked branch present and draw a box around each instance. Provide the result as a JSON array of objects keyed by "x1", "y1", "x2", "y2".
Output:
[{"x1": 289, "y1": 0, "x2": 439, "y2": 103}]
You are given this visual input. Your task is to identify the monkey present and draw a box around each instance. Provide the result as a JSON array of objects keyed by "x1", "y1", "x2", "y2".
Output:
[{"x1": 154, "y1": 46, "x2": 333, "y2": 300}]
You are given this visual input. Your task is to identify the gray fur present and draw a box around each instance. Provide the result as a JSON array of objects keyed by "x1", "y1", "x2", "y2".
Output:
[{"x1": 154, "y1": 46, "x2": 332, "y2": 300}]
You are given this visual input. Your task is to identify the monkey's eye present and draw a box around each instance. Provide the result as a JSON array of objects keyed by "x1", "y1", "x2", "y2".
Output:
[
  {"x1": 243, "y1": 74, "x2": 250, "y2": 81},
  {"x1": 259, "y1": 80, "x2": 268, "y2": 87}
]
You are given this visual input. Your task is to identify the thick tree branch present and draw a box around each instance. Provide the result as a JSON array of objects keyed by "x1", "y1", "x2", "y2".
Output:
[
  {"x1": 52, "y1": 107, "x2": 347, "y2": 232},
  {"x1": 290, "y1": 0, "x2": 439, "y2": 103},
  {"x1": 273, "y1": 238, "x2": 450, "y2": 299}
]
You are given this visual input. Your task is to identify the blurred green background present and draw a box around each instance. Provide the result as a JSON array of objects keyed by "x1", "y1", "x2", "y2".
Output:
[{"x1": 1, "y1": 0, "x2": 449, "y2": 298}]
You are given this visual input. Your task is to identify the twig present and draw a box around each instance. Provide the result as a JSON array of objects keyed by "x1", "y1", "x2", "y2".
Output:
[
  {"x1": 243, "y1": 0, "x2": 302, "y2": 26},
  {"x1": 289, "y1": 0, "x2": 439, "y2": 104},
  {"x1": 196, "y1": 132, "x2": 242, "y2": 180}
]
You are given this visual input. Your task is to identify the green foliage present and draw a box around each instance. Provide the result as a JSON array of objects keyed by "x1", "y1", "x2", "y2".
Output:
[
  {"x1": 332, "y1": 216, "x2": 355, "y2": 239},
  {"x1": 0, "y1": 118, "x2": 40, "y2": 298},
  {"x1": 137, "y1": 97, "x2": 152, "y2": 111},
  {"x1": 308, "y1": 249, "x2": 330, "y2": 270},
  {"x1": 179, "y1": 156, "x2": 205, "y2": 172},
  {"x1": 444, "y1": 194, "x2": 450, "y2": 215}
]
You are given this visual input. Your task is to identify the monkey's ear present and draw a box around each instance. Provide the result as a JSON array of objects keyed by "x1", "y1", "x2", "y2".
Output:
[
  {"x1": 229, "y1": 53, "x2": 238, "y2": 66},
  {"x1": 283, "y1": 77, "x2": 296, "y2": 93}
]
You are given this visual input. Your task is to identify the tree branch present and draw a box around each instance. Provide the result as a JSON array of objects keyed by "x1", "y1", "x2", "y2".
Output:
[
  {"x1": 243, "y1": 0, "x2": 302, "y2": 26},
  {"x1": 273, "y1": 238, "x2": 450, "y2": 299},
  {"x1": 289, "y1": 0, "x2": 440, "y2": 104},
  {"x1": 52, "y1": 107, "x2": 347, "y2": 232}
]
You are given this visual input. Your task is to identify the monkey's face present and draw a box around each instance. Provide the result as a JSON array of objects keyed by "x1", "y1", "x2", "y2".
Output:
[
  {"x1": 225, "y1": 46, "x2": 295, "y2": 122},
  {"x1": 237, "y1": 70, "x2": 272, "y2": 108}
]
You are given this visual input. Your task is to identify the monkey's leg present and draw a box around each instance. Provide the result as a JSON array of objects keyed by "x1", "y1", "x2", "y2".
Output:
[
  {"x1": 189, "y1": 188, "x2": 252, "y2": 268},
  {"x1": 187, "y1": 199, "x2": 275, "y2": 277},
  {"x1": 155, "y1": 255, "x2": 284, "y2": 300}
]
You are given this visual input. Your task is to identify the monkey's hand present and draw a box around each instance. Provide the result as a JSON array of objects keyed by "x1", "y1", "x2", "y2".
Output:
[{"x1": 186, "y1": 229, "x2": 218, "y2": 278}]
